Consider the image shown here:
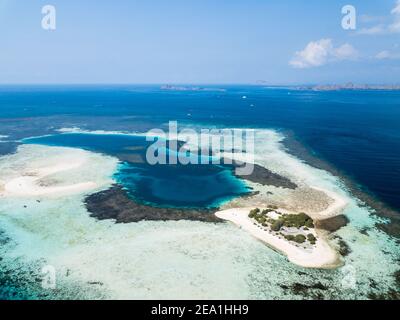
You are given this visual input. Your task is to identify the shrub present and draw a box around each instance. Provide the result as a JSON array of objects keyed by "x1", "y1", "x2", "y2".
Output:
[
  {"x1": 307, "y1": 233, "x2": 317, "y2": 244},
  {"x1": 294, "y1": 234, "x2": 306, "y2": 243},
  {"x1": 262, "y1": 209, "x2": 273, "y2": 215},
  {"x1": 284, "y1": 234, "x2": 295, "y2": 241},
  {"x1": 279, "y1": 213, "x2": 314, "y2": 229},
  {"x1": 271, "y1": 220, "x2": 284, "y2": 231},
  {"x1": 249, "y1": 208, "x2": 260, "y2": 218},
  {"x1": 304, "y1": 219, "x2": 315, "y2": 228},
  {"x1": 258, "y1": 216, "x2": 266, "y2": 224}
]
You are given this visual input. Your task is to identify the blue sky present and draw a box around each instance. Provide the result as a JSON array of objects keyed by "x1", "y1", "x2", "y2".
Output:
[{"x1": 0, "y1": 0, "x2": 399, "y2": 84}]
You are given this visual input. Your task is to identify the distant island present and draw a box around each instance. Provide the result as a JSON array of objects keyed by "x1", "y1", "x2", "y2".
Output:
[
  {"x1": 293, "y1": 82, "x2": 400, "y2": 91},
  {"x1": 160, "y1": 85, "x2": 226, "y2": 92}
]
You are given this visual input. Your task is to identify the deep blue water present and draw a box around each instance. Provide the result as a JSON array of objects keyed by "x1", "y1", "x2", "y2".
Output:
[
  {"x1": 1, "y1": 85, "x2": 399, "y2": 211},
  {"x1": 23, "y1": 133, "x2": 250, "y2": 208}
]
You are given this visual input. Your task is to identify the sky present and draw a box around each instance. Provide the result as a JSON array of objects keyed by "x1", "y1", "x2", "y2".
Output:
[{"x1": 0, "y1": 0, "x2": 399, "y2": 84}]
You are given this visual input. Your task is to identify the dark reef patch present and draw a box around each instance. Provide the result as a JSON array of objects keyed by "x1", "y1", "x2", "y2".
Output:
[
  {"x1": 315, "y1": 215, "x2": 349, "y2": 232},
  {"x1": 376, "y1": 221, "x2": 400, "y2": 241},
  {"x1": 83, "y1": 149, "x2": 298, "y2": 223},
  {"x1": 85, "y1": 185, "x2": 223, "y2": 223},
  {"x1": 367, "y1": 289, "x2": 400, "y2": 300},
  {"x1": 332, "y1": 235, "x2": 352, "y2": 257},
  {"x1": 0, "y1": 230, "x2": 10, "y2": 247},
  {"x1": 229, "y1": 160, "x2": 297, "y2": 189},
  {"x1": 280, "y1": 282, "x2": 328, "y2": 299},
  {"x1": 394, "y1": 270, "x2": 400, "y2": 289}
]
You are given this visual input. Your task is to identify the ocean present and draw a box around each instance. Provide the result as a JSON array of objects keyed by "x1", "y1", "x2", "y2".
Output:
[
  {"x1": 1, "y1": 85, "x2": 400, "y2": 299},
  {"x1": 1, "y1": 85, "x2": 399, "y2": 211}
]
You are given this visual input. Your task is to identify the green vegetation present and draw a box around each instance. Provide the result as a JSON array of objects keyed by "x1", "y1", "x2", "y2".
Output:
[
  {"x1": 294, "y1": 234, "x2": 306, "y2": 243},
  {"x1": 307, "y1": 233, "x2": 317, "y2": 245},
  {"x1": 283, "y1": 234, "x2": 306, "y2": 243},
  {"x1": 248, "y1": 208, "x2": 260, "y2": 218},
  {"x1": 255, "y1": 211, "x2": 314, "y2": 229},
  {"x1": 280, "y1": 212, "x2": 314, "y2": 229},
  {"x1": 271, "y1": 220, "x2": 284, "y2": 232},
  {"x1": 284, "y1": 234, "x2": 295, "y2": 241},
  {"x1": 261, "y1": 208, "x2": 274, "y2": 215},
  {"x1": 249, "y1": 209, "x2": 314, "y2": 230},
  {"x1": 258, "y1": 216, "x2": 266, "y2": 224},
  {"x1": 248, "y1": 208, "x2": 316, "y2": 245}
]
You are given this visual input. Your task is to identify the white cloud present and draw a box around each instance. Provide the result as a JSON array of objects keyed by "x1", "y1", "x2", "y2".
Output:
[
  {"x1": 376, "y1": 50, "x2": 400, "y2": 59},
  {"x1": 376, "y1": 50, "x2": 391, "y2": 59},
  {"x1": 391, "y1": 0, "x2": 400, "y2": 15},
  {"x1": 358, "y1": 0, "x2": 400, "y2": 35},
  {"x1": 289, "y1": 39, "x2": 358, "y2": 69},
  {"x1": 289, "y1": 39, "x2": 332, "y2": 68},
  {"x1": 389, "y1": 0, "x2": 400, "y2": 32},
  {"x1": 334, "y1": 43, "x2": 359, "y2": 60},
  {"x1": 388, "y1": 20, "x2": 400, "y2": 33},
  {"x1": 357, "y1": 25, "x2": 386, "y2": 35}
]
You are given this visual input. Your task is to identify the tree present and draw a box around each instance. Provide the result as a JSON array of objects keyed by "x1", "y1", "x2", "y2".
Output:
[
  {"x1": 271, "y1": 220, "x2": 283, "y2": 231},
  {"x1": 307, "y1": 233, "x2": 317, "y2": 244},
  {"x1": 294, "y1": 234, "x2": 306, "y2": 243},
  {"x1": 248, "y1": 208, "x2": 260, "y2": 218}
]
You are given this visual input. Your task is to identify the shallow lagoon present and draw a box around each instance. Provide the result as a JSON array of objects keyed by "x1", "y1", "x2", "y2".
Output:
[{"x1": 23, "y1": 133, "x2": 250, "y2": 208}]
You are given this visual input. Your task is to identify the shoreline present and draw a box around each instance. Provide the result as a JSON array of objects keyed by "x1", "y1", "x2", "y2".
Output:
[
  {"x1": 0, "y1": 145, "x2": 113, "y2": 199},
  {"x1": 215, "y1": 207, "x2": 341, "y2": 269},
  {"x1": 211, "y1": 130, "x2": 349, "y2": 268},
  {"x1": 214, "y1": 183, "x2": 347, "y2": 269}
]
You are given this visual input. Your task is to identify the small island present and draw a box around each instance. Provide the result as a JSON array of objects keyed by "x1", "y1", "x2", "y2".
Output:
[
  {"x1": 215, "y1": 206, "x2": 341, "y2": 269},
  {"x1": 248, "y1": 207, "x2": 317, "y2": 246},
  {"x1": 294, "y1": 82, "x2": 400, "y2": 91},
  {"x1": 160, "y1": 85, "x2": 226, "y2": 92}
]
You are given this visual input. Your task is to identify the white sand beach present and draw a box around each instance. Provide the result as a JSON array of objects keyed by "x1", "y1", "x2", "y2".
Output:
[
  {"x1": 0, "y1": 145, "x2": 113, "y2": 198},
  {"x1": 214, "y1": 183, "x2": 348, "y2": 269},
  {"x1": 215, "y1": 207, "x2": 341, "y2": 269}
]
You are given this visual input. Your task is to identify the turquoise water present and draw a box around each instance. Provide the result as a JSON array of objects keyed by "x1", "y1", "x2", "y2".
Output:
[
  {"x1": 1, "y1": 85, "x2": 399, "y2": 211},
  {"x1": 23, "y1": 133, "x2": 250, "y2": 208},
  {"x1": 1, "y1": 134, "x2": 399, "y2": 300},
  {"x1": 1, "y1": 86, "x2": 400, "y2": 299}
]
